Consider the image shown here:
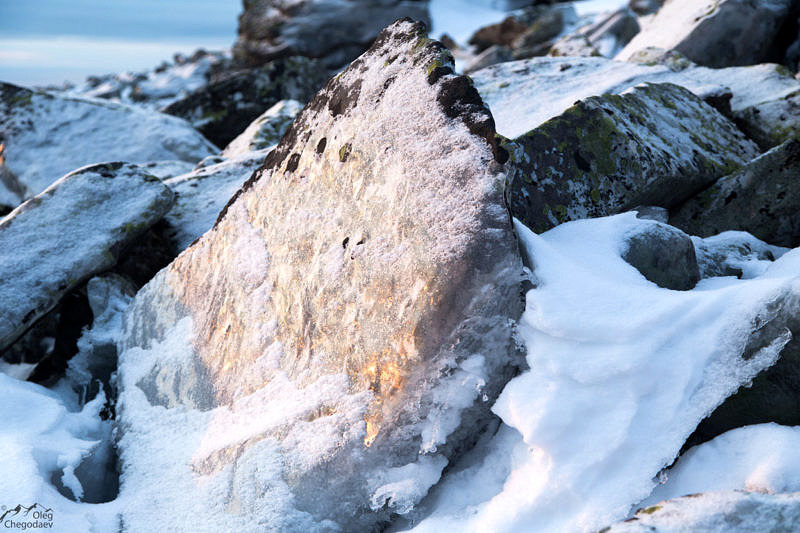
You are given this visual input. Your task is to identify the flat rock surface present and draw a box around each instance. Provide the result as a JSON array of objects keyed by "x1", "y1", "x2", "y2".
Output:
[
  {"x1": 0, "y1": 82, "x2": 217, "y2": 196},
  {"x1": 504, "y1": 82, "x2": 759, "y2": 233},
  {"x1": 0, "y1": 162, "x2": 174, "y2": 353},
  {"x1": 117, "y1": 20, "x2": 522, "y2": 532}
]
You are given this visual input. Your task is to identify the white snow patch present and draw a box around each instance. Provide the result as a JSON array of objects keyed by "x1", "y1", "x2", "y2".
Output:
[{"x1": 406, "y1": 213, "x2": 799, "y2": 533}]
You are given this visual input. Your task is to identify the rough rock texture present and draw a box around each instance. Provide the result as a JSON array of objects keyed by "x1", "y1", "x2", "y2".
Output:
[
  {"x1": 471, "y1": 56, "x2": 800, "y2": 141},
  {"x1": 117, "y1": 20, "x2": 522, "y2": 532},
  {"x1": 503, "y1": 82, "x2": 759, "y2": 233},
  {"x1": 601, "y1": 491, "x2": 800, "y2": 532},
  {"x1": 164, "y1": 148, "x2": 273, "y2": 251},
  {"x1": 162, "y1": 57, "x2": 328, "y2": 148},
  {"x1": 0, "y1": 82, "x2": 216, "y2": 196},
  {"x1": 671, "y1": 140, "x2": 800, "y2": 248},
  {"x1": 617, "y1": 0, "x2": 796, "y2": 68},
  {"x1": 621, "y1": 220, "x2": 700, "y2": 290},
  {"x1": 233, "y1": 0, "x2": 431, "y2": 69},
  {"x1": 222, "y1": 99, "x2": 304, "y2": 158},
  {"x1": 0, "y1": 162, "x2": 174, "y2": 354}
]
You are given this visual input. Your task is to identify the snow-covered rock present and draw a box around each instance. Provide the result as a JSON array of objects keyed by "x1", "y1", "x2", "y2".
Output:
[
  {"x1": 0, "y1": 82, "x2": 217, "y2": 196},
  {"x1": 0, "y1": 145, "x2": 26, "y2": 209},
  {"x1": 233, "y1": 0, "x2": 431, "y2": 69},
  {"x1": 405, "y1": 213, "x2": 800, "y2": 533},
  {"x1": 222, "y1": 99, "x2": 304, "y2": 158},
  {"x1": 116, "y1": 20, "x2": 522, "y2": 532},
  {"x1": 0, "y1": 162, "x2": 174, "y2": 354},
  {"x1": 617, "y1": 0, "x2": 796, "y2": 68},
  {"x1": 503, "y1": 82, "x2": 758, "y2": 233},
  {"x1": 671, "y1": 139, "x2": 800, "y2": 248},
  {"x1": 603, "y1": 491, "x2": 800, "y2": 532},
  {"x1": 164, "y1": 148, "x2": 273, "y2": 251},
  {"x1": 471, "y1": 56, "x2": 800, "y2": 142},
  {"x1": 628, "y1": 0, "x2": 662, "y2": 16},
  {"x1": 691, "y1": 231, "x2": 788, "y2": 280},
  {"x1": 162, "y1": 57, "x2": 328, "y2": 148}
]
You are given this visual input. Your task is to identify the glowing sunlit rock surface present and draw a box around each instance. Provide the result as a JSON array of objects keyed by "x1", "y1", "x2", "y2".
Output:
[{"x1": 117, "y1": 19, "x2": 523, "y2": 532}]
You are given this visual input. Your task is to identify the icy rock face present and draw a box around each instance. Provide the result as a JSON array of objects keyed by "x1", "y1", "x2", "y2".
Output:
[
  {"x1": 162, "y1": 57, "x2": 328, "y2": 148},
  {"x1": 0, "y1": 144, "x2": 27, "y2": 209},
  {"x1": 603, "y1": 491, "x2": 800, "y2": 533},
  {"x1": 222, "y1": 99, "x2": 303, "y2": 158},
  {"x1": 234, "y1": 0, "x2": 431, "y2": 69},
  {"x1": 117, "y1": 20, "x2": 522, "y2": 531},
  {"x1": 471, "y1": 56, "x2": 800, "y2": 142},
  {"x1": 164, "y1": 148, "x2": 274, "y2": 251},
  {"x1": 0, "y1": 162, "x2": 174, "y2": 354},
  {"x1": 692, "y1": 231, "x2": 788, "y2": 280},
  {"x1": 0, "y1": 83, "x2": 217, "y2": 196},
  {"x1": 621, "y1": 219, "x2": 700, "y2": 291},
  {"x1": 503, "y1": 82, "x2": 758, "y2": 233},
  {"x1": 617, "y1": 0, "x2": 796, "y2": 68},
  {"x1": 671, "y1": 139, "x2": 800, "y2": 248}
]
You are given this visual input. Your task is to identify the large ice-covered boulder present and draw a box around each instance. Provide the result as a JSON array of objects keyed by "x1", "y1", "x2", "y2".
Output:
[
  {"x1": 0, "y1": 162, "x2": 174, "y2": 354},
  {"x1": 0, "y1": 83, "x2": 217, "y2": 196},
  {"x1": 233, "y1": 0, "x2": 431, "y2": 69},
  {"x1": 116, "y1": 19, "x2": 522, "y2": 532},
  {"x1": 503, "y1": 82, "x2": 758, "y2": 233},
  {"x1": 617, "y1": 0, "x2": 797, "y2": 68}
]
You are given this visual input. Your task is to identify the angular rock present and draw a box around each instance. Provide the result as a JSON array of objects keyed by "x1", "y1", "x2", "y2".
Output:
[
  {"x1": 0, "y1": 162, "x2": 174, "y2": 354},
  {"x1": 222, "y1": 99, "x2": 304, "y2": 158},
  {"x1": 117, "y1": 20, "x2": 521, "y2": 532},
  {"x1": 164, "y1": 148, "x2": 272, "y2": 251},
  {"x1": 162, "y1": 57, "x2": 327, "y2": 148},
  {"x1": 463, "y1": 45, "x2": 514, "y2": 74},
  {"x1": 471, "y1": 56, "x2": 800, "y2": 141},
  {"x1": 617, "y1": 0, "x2": 796, "y2": 68},
  {"x1": 602, "y1": 491, "x2": 800, "y2": 532},
  {"x1": 504, "y1": 82, "x2": 759, "y2": 233},
  {"x1": 671, "y1": 139, "x2": 800, "y2": 247},
  {"x1": 548, "y1": 34, "x2": 601, "y2": 58},
  {"x1": 549, "y1": 8, "x2": 639, "y2": 59},
  {"x1": 621, "y1": 219, "x2": 700, "y2": 290},
  {"x1": 0, "y1": 82, "x2": 216, "y2": 196},
  {"x1": 233, "y1": 0, "x2": 431, "y2": 69},
  {"x1": 468, "y1": 16, "x2": 528, "y2": 53}
]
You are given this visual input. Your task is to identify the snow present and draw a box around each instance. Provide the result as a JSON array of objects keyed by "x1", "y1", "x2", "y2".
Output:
[
  {"x1": 646, "y1": 424, "x2": 800, "y2": 505},
  {"x1": 0, "y1": 374, "x2": 119, "y2": 531},
  {"x1": 403, "y1": 213, "x2": 800, "y2": 533}
]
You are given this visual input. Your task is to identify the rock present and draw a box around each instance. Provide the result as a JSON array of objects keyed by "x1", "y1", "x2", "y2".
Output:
[
  {"x1": 503, "y1": 82, "x2": 759, "y2": 233},
  {"x1": 692, "y1": 231, "x2": 787, "y2": 279},
  {"x1": 0, "y1": 144, "x2": 27, "y2": 211},
  {"x1": 621, "y1": 220, "x2": 700, "y2": 290},
  {"x1": 0, "y1": 82, "x2": 217, "y2": 196},
  {"x1": 468, "y1": 16, "x2": 528, "y2": 53},
  {"x1": 0, "y1": 162, "x2": 174, "y2": 354},
  {"x1": 116, "y1": 20, "x2": 522, "y2": 532},
  {"x1": 162, "y1": 57, "x2": 328, "y2": 148},
  {"x1": 471, "y1": 56, "x2": 800, "y2": 145},
  {"x1": 233, "y1": 0, "x2": 431, "y2": 69},
  {"x1": 164, "y1": 148, "x2": 273, "y2": 251},
  {"x1": 634, "y1": 205, "x2": 669, "y2": 223},
  {"x1": 222, "y1": 99, "x2": 304, "y2": 158},
  {"x1": 62, "y1": 50, "x2": 232, "y2": 110},
  {"x1": 510, "y1": 7, "x2": 569, "y2": 57},
  {"x1": 628, "y1": 0, "x2": 663, "y2": 16},
  {"x1": 617, "y1": 0, "x2": 796, "y2": 68},
  {"x1": 463, "y1": 45, "x2": 514, "y2": 74},
  {"x1": 671, "y1": 139, "x2": 800, "y2": 247},
  {"x1": 601, "y1": 491, "x2": 800, "y2": 532},
  {"x1": 137, "y1": 160, "x2": 196, "y2": 181},
  {"x1": 548, "y1": 34, "x2": 601, "y2": 57},
  {"x1": 733, "y1": 83, "x2": 800, "y2": 150},
  {"x1": 582, "y1": 8, "x2": 640, "y2": 57}
]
